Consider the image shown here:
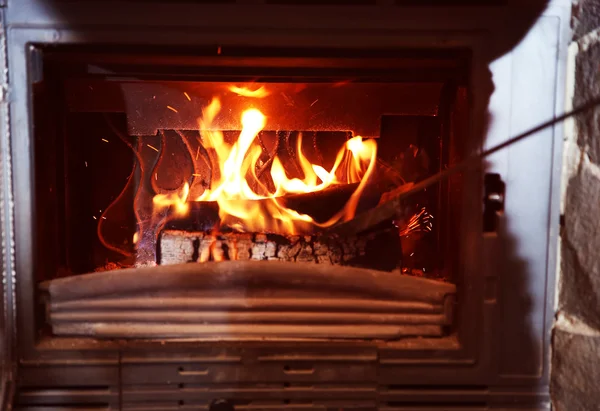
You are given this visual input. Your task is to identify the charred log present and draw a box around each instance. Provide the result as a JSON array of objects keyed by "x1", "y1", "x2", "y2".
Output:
[
  {"x1": 163, "y1": 182, "x2": 383, "y2": 233},
  {"x1": 324, "y1": 182, "x2": 417, "y2": 236}
]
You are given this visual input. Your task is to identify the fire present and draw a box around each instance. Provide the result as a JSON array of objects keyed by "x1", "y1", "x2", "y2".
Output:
[
  {"x1": 228, "y1": 85, "x2": 270, "y2": 98},
  {"x1": 153, "y1": 182, "x2": 190, "y2": 216},
  {"x1": 152, "y1": 90, "x2": 377, "y2": 235}
]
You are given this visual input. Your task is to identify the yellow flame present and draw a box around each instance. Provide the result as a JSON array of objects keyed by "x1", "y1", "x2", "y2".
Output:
[
  {"x1": 153, "y1": 182, "x2": 190, "y2": 216},
  {"x1": 152, "y1": 93, "x2": 377, "y2": 235},
  {"x1": 228, "y1": 85, "x2": 270, "y2": 98}
]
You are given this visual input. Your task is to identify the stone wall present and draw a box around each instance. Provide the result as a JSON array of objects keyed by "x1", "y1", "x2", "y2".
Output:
[{"x1": 551, "y1": 1, "x2": 600, "y2": 409}]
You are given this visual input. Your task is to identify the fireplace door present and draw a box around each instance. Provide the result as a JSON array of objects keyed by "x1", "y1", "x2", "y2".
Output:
[{"x1": 31, "y1": 47, "x2": 467, "y2": 340}]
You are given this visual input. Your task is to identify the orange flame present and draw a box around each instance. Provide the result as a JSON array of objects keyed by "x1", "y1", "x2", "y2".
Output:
[
  {"x1": 152, "y1": 90, "x2": 377, "y2": 235},
  {"x1": 228, "y1": 85, "x2": 270, "y2": 98},
  {"x1": 153, "y1": 182, "x2": 190, "y2": 216}
]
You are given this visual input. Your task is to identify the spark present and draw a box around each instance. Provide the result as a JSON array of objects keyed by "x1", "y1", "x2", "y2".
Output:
[
  {"x1": 167, "y1": 105, "x2": 178, "y2": 113},
  {"x1": 192, "y1": 174, "x2": 202, "y2": 177},
  {"x1": 410, "y1": 253, "x2": 414, "y2": 257},
  {"x1": 85, "y1": 161, "x2": 88, "y2": 167},
  {"x1": 101, "y1": 138, "x2": 109, "y2": 143},
  {"x1": 147, "y1": 144, "x2": 159, "y2": 152},
  {"x1": 92, "y1": 216, "x2": 97, "y2": 220},
  {"x1": 155, "y1": 173, "x2": 158, "y2": 181},
  {"x1": 397, "y1": 208, "x2": 433, "y2": 237},
  {"x1": 195, "y1": 146, "x2": 200, "y2": 160},
  {"x1": 184, "y1": 92, "x2": 191, "y2": 101},
  {"x1": 217, "y1": 46, "x2": 222, "y2": 55},
  {"x1": 310, "y1": 99, "x2": 319, "y2": 107},
  {"x1": 102, "y1": 217, "x2": 107, "y2": 220}
]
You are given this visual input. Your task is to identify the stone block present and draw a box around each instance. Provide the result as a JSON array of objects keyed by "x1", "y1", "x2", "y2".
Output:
[
  {"x1": 572, "y1": 0, "x2": 600, "y2": 41},
  {"x1": 573, "y1": 28, "x2": 600, "y2": 164},
  {"x1": 551, "y1": 327, "x2": 600, "y2": 411},
  {"x1": 560, "y1": 159, "x2": 600, "y2": 329}
]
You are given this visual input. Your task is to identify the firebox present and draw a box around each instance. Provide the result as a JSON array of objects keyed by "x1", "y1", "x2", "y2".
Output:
[
  {"x1": 33, "y1": 47, "x2": 464, "y2": 340},
  {"x1": 0, "y1": 0, "x2": 568, "y2": 410}
]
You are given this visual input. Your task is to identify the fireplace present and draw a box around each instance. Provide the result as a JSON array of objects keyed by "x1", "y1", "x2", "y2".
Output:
[
  {"x1": 1, "y1": 0, "x2": 568, "y2": 410},
  {"x1": 34, "y1": 47, "x2": 463, "y2": 340}
]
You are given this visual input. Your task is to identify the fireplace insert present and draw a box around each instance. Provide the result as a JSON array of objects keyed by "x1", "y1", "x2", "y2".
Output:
[
  {"x1": 0, "y1": 0, "x2": 569, "y2": 410},
  {"x1": 32, "y1": 47, "x2": 464, "y2": 341}
]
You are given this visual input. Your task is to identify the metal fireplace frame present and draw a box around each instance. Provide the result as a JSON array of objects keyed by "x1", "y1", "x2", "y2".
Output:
[{"x1": 0, "y1": 0, "x2": 570, "y2": 409}]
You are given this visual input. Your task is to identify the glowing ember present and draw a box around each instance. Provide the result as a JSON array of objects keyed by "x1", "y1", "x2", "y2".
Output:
[{"x1": 151, "y1": 87, "x2": 377, "y2": 235}]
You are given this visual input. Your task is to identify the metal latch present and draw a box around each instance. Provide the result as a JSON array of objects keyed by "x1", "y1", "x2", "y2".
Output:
[{"x1": 483, "y1": 173, "x2": 505, "y2": 232}]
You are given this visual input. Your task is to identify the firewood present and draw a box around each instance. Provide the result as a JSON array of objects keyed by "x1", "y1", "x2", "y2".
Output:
[
  {"x1": 157, "y1": 175, "x2": 413, "y2": 267},
  {"x1": 159, "y1": 229, "x2": 400, "y2": 270},
  {"x1": 163, "y1": 182, "x2": 382, "y2": 233},
  {"x1": 159, "y1": 231, "x2": 199, "y2": 265},
  {"x1": 324, "y1": 182, "x2": 416, "y2": 237}
]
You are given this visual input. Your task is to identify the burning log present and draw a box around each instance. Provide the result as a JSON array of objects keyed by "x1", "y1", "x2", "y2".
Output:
[
  {"x1": 163, "y1": 181, "x2": 382, "y2": 233},
  {"x1": 146, "y1": 177, "x2": 414, "y2": 270},
  {"x1": 159, "y1": 229, "x2": 401, "y2": 270},
  {"x1": 157, "y1": 183, "x2": 433, "y2": 269},
  {"x1": 324, "y1": 182, "x2": 417, "y2": 236}
]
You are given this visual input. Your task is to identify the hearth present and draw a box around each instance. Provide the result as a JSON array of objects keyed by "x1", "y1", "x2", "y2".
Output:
[{"x1": 0, "y1": 0, "x2": 569, "y2": 410}]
